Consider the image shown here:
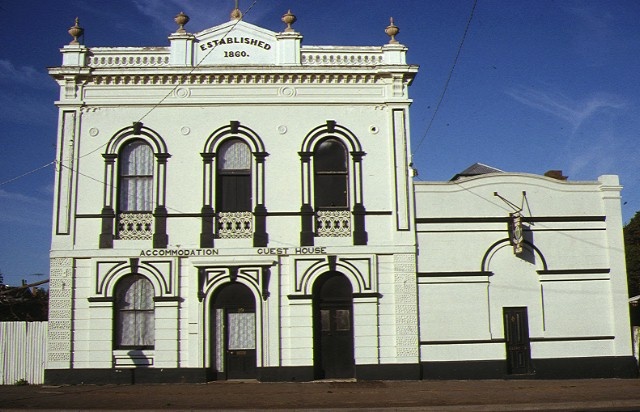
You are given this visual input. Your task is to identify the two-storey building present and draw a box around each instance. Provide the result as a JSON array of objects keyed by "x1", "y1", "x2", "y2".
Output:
[{"x1": 45, "y1": 9, "x2": 636, "y2": 384}]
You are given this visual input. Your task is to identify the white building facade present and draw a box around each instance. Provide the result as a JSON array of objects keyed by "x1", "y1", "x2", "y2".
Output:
[{"x1": 45, "y1": 10, "x2": 636, "y2": 384}]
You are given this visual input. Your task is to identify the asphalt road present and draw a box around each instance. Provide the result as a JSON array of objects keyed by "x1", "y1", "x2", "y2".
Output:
[{"x1": 2, "y1": 379, "x2": 640, "y2": 411}]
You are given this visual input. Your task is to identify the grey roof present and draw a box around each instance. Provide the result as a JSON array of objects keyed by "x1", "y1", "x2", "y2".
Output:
[{"x1": 451, "y1": 162, "x2": 504, "y2": 181}]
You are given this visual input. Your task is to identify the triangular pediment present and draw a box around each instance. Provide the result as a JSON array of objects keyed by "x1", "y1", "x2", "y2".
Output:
[{"x1": 193, "y1": 20, "x2": 278, "y2": 66}]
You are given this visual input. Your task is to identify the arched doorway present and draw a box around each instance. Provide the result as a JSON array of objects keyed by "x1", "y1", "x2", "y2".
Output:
[
  {"x1": 211, "y1": 283, "x2": 256, "y2": 379},
  {"x1": 313, "y1": 272, "x2": 355, "y2": 379}
]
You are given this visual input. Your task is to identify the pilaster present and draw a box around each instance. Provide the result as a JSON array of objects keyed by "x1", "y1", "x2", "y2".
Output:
[
  {"x1": 599, "y1": 175, "x2": 633, "y2": 355},
  {"x1": 169, "y1": 33, "x2": 195, "y2": 66},
  {"x1": 47, "y1": 258, "x2": 74, "y2": 369},
  {"x1": 276, "y1": 32, "x2": 303, "y2": 66}
]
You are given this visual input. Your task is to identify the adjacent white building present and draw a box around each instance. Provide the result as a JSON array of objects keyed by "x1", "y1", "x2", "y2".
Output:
[{"x1": 45, "y1": 9, "x2": 636, "y2": 384}]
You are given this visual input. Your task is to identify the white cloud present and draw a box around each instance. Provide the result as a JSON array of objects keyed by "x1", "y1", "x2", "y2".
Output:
[
  {"x1": 130, "y1": 0, "x2": 276, "y2": 34},
  {"x1": 559, "y1": 3, "x2": 636, "y2": 67},
  {"x1": 0, "y1": 188, "x2": 51, "y2": 228},
  {"x1": 0, "y1": 60, "x2": 55, "y2": 89},
  {"x1": 505, "y1": 86, "x2": 625, "y2": 132},
  {"x1": 0, "y1": 188, "x2": 50, "y2": 207},
  {"x1": 132, "y1": 0, "x2": 230, "y2": 33}
]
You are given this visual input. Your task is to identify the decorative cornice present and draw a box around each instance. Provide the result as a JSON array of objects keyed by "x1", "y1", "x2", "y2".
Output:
[{"x1": 89, "y1": 72, "x2": 384, "y2": 86}]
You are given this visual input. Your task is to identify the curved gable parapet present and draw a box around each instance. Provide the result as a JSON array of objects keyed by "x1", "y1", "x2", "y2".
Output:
[
  {"x1": 425, "y1": 173, "x2": 603, "y2": 193},
  {"x1": 301, "y1": 120, "x2": 363, "y2": 153},
  {"x1": 105, "y1": 123, "x2": 169, "y2": 155},
  {"x1": 414, "y1": 173, "x2": 609, "y2": 218},
  {"x1": 203, "y1": 121, "x2": 266, "y2": 153}
]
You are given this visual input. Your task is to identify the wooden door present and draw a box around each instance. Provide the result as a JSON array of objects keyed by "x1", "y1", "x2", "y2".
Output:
[
  {"x1": 503, "y1": 307, "x2": 533, "y2": 375},
  {"x1": 225, "y1": 309, "x2": 256, "y2": 379},
  {"x1": 313, "y1": 272, "x2": 354, "y2": 379},
  {"x1": 212, "y1": 283, "x2": 256, "y2": 379}
]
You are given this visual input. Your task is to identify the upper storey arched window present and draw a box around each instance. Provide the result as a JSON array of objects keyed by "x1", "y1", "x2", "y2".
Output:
[
  {"x1": 216, "y1": 139, "x2": 252, "y2": 212},
  {"x1": 118, "y1": 140, "x2": 154, "y2": 212},
  {"x1": 314, "y1": 138, "x2": 348, "y2": 210}
]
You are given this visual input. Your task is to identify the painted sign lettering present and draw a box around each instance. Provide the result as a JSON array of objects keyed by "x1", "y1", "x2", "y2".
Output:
[
  {"x1": 256, "y1": 247, "x2": 327, "y2": 256},
  {"x1": 140, "y1": 248, "x2": 219, "y2": 257},
  {"x1": 199, "y1": 36, "x2": 272, "y2": 52}
]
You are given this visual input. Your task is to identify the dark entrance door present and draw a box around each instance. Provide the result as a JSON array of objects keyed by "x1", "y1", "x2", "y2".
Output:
[
  {"x1": 313, "y1": 272, "x2": 355, "y2": 379},
  {"x1": 503, "y1": 307, "x2": 533, "y2": 375},
  {"x1": 212, "y1": 283, "x2": 256, "y2": 379}
]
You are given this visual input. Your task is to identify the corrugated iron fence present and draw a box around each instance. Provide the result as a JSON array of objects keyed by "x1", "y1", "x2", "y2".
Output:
[{"x1": 0, "y1": 322, "x2": 47, "y2": 385}]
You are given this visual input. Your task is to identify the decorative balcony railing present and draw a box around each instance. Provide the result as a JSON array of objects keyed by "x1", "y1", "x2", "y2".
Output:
[
  {"x1": 301, "y1": 47, "x2": 384, "y2": 66},
  {"x1": 218, "y1": 211, "x2": 253, "y2": 239},
  {"x1": 85, "y1": 47, "x2": 387, "y2": 69},
  {"x1": 316, "y1": 210, "x2": 351, "y2": 237},
  {"x1": 118, "y1": 212, "x2": 153, "y2": 240},
  {"x1": 87, "y1": 48, "x2": 171, "y2": 68}
]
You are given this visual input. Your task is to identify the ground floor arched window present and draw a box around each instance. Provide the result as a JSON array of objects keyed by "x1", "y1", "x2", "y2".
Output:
[{"x1": 114, "y1": 274, "x2": 155, "y2": 349}]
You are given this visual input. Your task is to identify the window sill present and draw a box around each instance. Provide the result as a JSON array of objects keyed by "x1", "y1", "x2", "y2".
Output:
[{"x1": 113, "y1": 349, "x2": 155, "y2": 367}]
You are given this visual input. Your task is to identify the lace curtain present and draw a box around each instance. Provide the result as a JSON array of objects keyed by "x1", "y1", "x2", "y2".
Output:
[
  {"x1": 115, "y1": 275, "x2": 155, "y2": 348},
  {"x1": 227, "y1": 312, "x2": 256, "y2": 350},
  {"x1": 119, "y1": 141, "x2": 154, "y2": 211}
]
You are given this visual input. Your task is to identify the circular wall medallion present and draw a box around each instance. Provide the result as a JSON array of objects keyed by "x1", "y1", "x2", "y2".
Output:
[
  {"x1": 279, "y1": 86, "x2": 296, "y2": 97},
  {"x1": 89, "y1": 128, "x2": 99, "y2": 137},
  {"x1": 180, "y1": 126, "x2": 191, "y2": 136},
  {"x1": 175, "y1": 87, "x2": 191, "y2": 98},
  {"x1": 277, "y1": 125, "x2": 288, "y2": 135},
  {"x1": 369, "y1": 125, "x2": 379, "y2": 134}
]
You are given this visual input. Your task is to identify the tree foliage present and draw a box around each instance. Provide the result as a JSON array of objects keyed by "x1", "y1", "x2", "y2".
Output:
[
  {"x1": 0, "y1": 286, "x2": 49, "y2": 321},
  {"x1": 625, "y1": 211, "x2": 640, "y2": 297}
]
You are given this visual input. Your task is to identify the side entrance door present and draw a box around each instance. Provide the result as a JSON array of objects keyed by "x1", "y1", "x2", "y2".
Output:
[
  {"x1": 503, "y1": 307, "x2": 533, "y2": 375},
  {"x1": 313, "y1": 272, "x2": 355, "y2": 379},
  {"x1": 212, "y1": 283, "x2": 257, "y2": 379}
]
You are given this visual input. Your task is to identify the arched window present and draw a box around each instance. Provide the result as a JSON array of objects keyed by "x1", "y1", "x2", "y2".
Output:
[
  {"x1": 115, "y1": 140, "x2": 154, "y2": 240},
  {"x1": 119, "y1": 140, "x2": 154, "y2": 212},
  {"x1": 300, "y1": 121, "x2": 367, "y2": 245},
  {"x1": 101, "y1": 124, "x2": 170, "y2": 249},
  {"x1": 314, "y1": 138, "x2": 348, "y2": 210},
  {"x1": 114, "y1": 275, "x2": 155, "y2": 349},
  {"x1": 216, "y1": 139, "x2": 252, "y2": 212}
]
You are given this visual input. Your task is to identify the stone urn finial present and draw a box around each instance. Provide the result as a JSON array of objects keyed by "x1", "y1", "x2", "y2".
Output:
[
  {"x1": 385, "y1": 17, "x2": 399, "y2": 44},
  {"x1": 174, "y1": 12, "x2": 190, "y2": 33},
  {"x1": 281, "y1": 10, "x2": 297, "y2": 32},
  {"x1": 68, "y1": 17, "x2": 84, "y2": 45},
  {"x1": 231, "y1": 0, "x2": 242, "y2": 20}
]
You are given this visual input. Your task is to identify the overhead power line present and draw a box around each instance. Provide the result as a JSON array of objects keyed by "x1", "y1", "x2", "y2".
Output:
[
  {"x1": 1, "y1": 1, "x2": 261, "y2": 188},
  {"x1": 412, "y1": 0, "x2": 478, "y2": 156},
  {"x1": 0, "y1": 161, "x2": 55, "y2": 187},
  {"x1": 137, "y1": 0, "x2": 260, "y2": 124}
]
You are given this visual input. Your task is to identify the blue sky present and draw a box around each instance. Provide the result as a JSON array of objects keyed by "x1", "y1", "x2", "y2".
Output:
[{"x1": 1, "y1": 0, "x2": 639, "y2": 287}]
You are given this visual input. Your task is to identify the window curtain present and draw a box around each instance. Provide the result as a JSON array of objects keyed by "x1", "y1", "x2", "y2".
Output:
[
  {"x1": 119, "y1": 141, "x2": 154, "y2": 211},
  {"x1": 115, "y1": 275, "x2": 155, "y2": 348},
  {"x1": 227, "y1": 312, "x2": 256, "y2": 350}
]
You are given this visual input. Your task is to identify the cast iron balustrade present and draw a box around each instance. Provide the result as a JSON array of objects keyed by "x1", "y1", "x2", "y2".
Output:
[
  {"x1": 117, "y1": 212, "x2": 153, "y2": 240},
  {"x1": 301, "y1": 47, "x2": 385, "y2": 66},
  {"x1": 218, "y1": 211, "x2": 253, "y2": 239},
  {"x1": 316, "y1": 210, "x2": 351, "y2": 237},
  {"x1": 87, "y1": 49, "x2": 170, "y2": 68}
]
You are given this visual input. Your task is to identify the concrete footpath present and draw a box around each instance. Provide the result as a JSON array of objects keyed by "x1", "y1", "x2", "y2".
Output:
[{"x1": 2, "y1": 379, "x2": 640, "y2": 411}]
